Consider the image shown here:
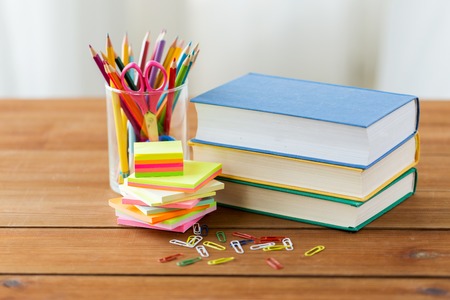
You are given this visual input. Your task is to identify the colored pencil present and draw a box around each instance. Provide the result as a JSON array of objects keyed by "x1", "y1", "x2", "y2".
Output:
[
  {"x1": 89, "y1": 45, "x2": 109, "y2": 83},
  {"x1": 122, "y1": 32, "x2": 129, "y2": 66},
  {"x1": 164, "y1": 58, "x2": 177, "y2": 135},
  {"x1": 106, "y1": 34, "x2": 116, "y2": 69},
  {"x1": 138, "y1": 31, "x2": 150, "y2": 72}
]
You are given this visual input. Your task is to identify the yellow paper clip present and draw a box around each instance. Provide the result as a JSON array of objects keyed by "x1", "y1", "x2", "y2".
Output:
[
  {"x1": 304, "y1": 245, "x2": 325, "y2": 256},
  {"x1": 263, "y1": 245, "x2": 286, "y2": 252},
  {"x1": 186, "y1": 235, "x2": 203, "y2": 247},
  {"x1": 207, "y1": 257, "x2": 235, "y2": 265},
  {"x1": 203, "y1": 241, "x2": 226, "y2": 251}
]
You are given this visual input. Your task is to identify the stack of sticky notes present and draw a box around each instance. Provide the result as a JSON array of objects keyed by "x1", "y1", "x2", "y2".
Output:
[
  {"x1": 134, "y1": 141, "x2": 184, "y2": 178},
  {"x1": 109, "y1": 141, "x2": 224, "y2": 233}
]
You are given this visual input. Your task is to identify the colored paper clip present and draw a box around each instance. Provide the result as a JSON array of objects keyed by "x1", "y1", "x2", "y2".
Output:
[
  {"x1": 230, "y1": 240, "x2": 244, "y2": 254},
  {"x1": 196, "y1": 245, "x2": 210, "y2": 257},
  {"x1": 238, "y1": 239, "x2": 253, "y2": 245},
  {"x1": 232, "y1": 231, "x2": 258, "y2": 240},
  {"x1": 193, "y1": 223, "x2": 201, "y2": 235},
  {"x1": 259, "y1": 236, "x2": 285, "y2": 242},
  {"x1": 304, "y1": 245, "x2": 325, "y2": 256},
  {"x1": 282, "y1": 238, "x2": 294, "y2": 251},
  {"x1": 249, "y1": 242, "x2": 276, "y2": 250},
  {"x1": 216, "y1": 231, "x2": 227, "y2": 242},
  {"x1": 177, "y1": 256, "x2": 202, "y2": 267},
  {"x1": 200, "y1": 224, "x2": 209, "y2": 236},
  {"x1": 158, "y1": 253, "x2": 183, "y2": 263},
  {"x1": 266, "y1": 257, "x2": 283, "y2": 270},
  {"x1": 207, "y1": 257, "x2": 235, "y2": 265},
  {"x1": 263, "y1": 245, "x2": 286, "y2": 252},
  {"x1": 169, "y1": 239, "x2": 193, "y2": 248},
  {"x1": 203, "y1": 241, "x2": 226, "y2": 251},
  {"x1": 186, "y1": 235, "x2": 203, "y2": 247}
]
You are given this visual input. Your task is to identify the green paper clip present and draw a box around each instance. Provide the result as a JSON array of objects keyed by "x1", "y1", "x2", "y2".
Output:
[
  {"x1": 177, "y1": 256, "x2": 202, "y2": 266},
  {"x1": 216, "y1": 231, "x2": 227, "y2": 242}
]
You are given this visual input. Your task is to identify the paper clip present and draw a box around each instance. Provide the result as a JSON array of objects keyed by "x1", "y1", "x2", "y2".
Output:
[
  {"x1": 200, "y1": 224, "x2": 209, "y2": 236},
  {"x1": 193, "y1": 223, "x2": 201, "y2": 235},
  {"x1": 232, "y1": 231, "x2": 258, "y2": 240},
  {"x1": 282, "y1": 238, "x2": 294, "y2": 251},
  {"x1": 259, "y1": 236, "x2": 285, "y2": 242},
  {"x1": 238, "y1": 239, "x2": 253, "y2": 245},
  {"x1": 196, "y1": 245, "x2": 210, "y2": 257},
  {"x1": 249, "y1": 242, "x2": 276, "y2": 250},
  {"x1": 203, "y1": 241, "x2": 226, "y2": 251},
  {"x1": 186, "y1": 235, "x2": 203, "y2": 247},
  {"x1": 177, "y1": 256, "x2": 202, "y2": 267},
  {"x1": 230, "y1": 240, "x2": 244, "y2": 254},
  {"x1": 304, "y1": 245, "x2": 325, "y2": 256},
  {"x1": 158, "y1": 253, "x2": 183, "y2": 263},
  {"x1": 216, "y1": 231, "x2": 227, "y2": 242},
  {"x1": 207, "y1": 257, "x2": 235, "y2": 265},
  {"x1": 266, "y1": 257, "x2": 283, "y2": 270},
  {"x1": 262, "y1": 245, "x2": 286, "y2": 252},
  {"x1": 169, "y1": 239, "x2": 193, "y2": 248}
]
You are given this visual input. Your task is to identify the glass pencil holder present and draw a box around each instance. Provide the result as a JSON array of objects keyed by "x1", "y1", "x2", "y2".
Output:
[{"x1": 105, "y1": 83, "x2": 189, "y2": 193}]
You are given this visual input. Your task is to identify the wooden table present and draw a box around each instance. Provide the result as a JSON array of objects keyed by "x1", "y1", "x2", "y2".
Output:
[{"x1": 0, "y1": 99, "x2": 449, "y2": 299}]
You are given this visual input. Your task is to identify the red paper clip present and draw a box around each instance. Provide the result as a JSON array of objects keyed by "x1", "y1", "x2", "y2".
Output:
[
  {"x1": 158, "y1": 253, "x2": 183, "y2": 263},
  {"x1": 266, "y1": 257, "x2": 283, "y2": 270},
  {"x1": 259, "y1": 236, "x2": 286, "y2": 242},
  {"x1": 232, "y1": 231, "x2": 258, "y2": 240}
]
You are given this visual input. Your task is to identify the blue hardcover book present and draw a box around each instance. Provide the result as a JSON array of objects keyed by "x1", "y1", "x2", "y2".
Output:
[{"x1": 191, "y1": 73, "x2": 420, "y2": 169}]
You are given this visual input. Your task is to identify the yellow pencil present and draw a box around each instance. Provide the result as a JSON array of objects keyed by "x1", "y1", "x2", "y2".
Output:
[
  {"x1": 106, "y1": 34, "x2": 116, "y2": 69},
  {"x1": 122, "y1": 32, "x2": 129, "y2": 66}
]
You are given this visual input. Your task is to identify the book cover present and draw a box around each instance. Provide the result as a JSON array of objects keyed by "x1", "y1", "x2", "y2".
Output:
[
  {"x1": 215, "y1": 168, "x2": 417, "y2": 231},
  {"x1": 190, "y1": 134, "x2": 419, "y2": 201},
  {"x1": 191, "y1": 73, "x2": 420, "y2": 168}
]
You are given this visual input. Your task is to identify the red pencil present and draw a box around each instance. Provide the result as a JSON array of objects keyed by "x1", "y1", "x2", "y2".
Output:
[
  {"x1": 164, "y1": 58, "x2": 177, "y2": 134},
  {"x1": 89, "y1": 45, "x2": 109, "y2": 83}
]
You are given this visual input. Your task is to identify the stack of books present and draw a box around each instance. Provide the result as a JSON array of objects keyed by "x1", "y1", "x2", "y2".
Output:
[
  {"x1": 109, "y1": 141, "x2": 224, "y2": 233},
  {"x1": 190, "y1": 73, "x2": 420, "y2": 231}
]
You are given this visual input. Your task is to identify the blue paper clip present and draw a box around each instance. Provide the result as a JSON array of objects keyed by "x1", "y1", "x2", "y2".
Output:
[{"x1": 200, "y1": 224, "x2": 209, "y2": 236}]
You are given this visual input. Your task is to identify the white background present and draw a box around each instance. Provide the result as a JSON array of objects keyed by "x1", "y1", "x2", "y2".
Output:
[{"x1": 1, "y1": 0, "x2": 450, "y2": 99}]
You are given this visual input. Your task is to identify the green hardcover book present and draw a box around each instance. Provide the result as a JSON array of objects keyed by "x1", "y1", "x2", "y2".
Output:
[{"x1": 216, "y1": 168, "x2": 417, "y2": 231}]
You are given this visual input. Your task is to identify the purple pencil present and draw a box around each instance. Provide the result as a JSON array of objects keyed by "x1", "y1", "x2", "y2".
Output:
[{"x1": 149, "y1": 30, "x2": 166, "y2": 88}]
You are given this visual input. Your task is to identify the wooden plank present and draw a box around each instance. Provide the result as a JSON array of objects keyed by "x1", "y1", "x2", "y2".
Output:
[
  {"x1": 419, "y1": 100, "x2": 450, "y2": 155},
  {"x1": 0, "y1": 276, "x2": 449, "y2": 300},
  {"x1": 0, "y1": 228, "x2": 449, "y2": 276}
]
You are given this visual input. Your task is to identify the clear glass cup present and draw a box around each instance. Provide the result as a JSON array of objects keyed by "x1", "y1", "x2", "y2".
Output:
[{"x1": 105, "y1": 83, "x2": 189, "y2": 193}]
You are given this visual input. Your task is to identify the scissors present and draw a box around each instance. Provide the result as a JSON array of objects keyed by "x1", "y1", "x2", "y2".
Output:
[{"x1": 120, "y1": 61, "x2": 168, "y2": 141}]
